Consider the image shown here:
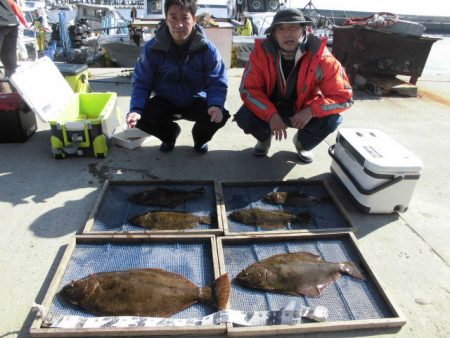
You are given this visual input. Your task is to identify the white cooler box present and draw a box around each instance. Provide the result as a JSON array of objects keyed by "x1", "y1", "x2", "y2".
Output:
[{"x1": 329, "y1": 128, "x2": 423, "y2": 213}]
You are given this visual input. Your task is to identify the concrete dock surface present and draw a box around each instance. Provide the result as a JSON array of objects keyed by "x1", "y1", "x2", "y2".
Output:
[{"x1": 1, "y1": 46, "x2": 450, "y2": 337}]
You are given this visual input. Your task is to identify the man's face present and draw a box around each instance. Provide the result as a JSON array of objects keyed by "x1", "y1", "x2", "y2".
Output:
[
  {"x1": 274, "y1": 23, "x2": 303, "y2": 52},
  {"x1": 166, "y1": 5, "x2": 196, "y2": 45}
]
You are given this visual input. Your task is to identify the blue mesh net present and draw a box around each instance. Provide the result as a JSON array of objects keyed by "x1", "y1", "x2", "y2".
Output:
[
  {"x1": 222, "y1": 237, "x2": 393, "y2": 321},
  {"x1": 222, "y1": 181, "x2": 351, "y2": 233},
  {"x1": 91, "y1": 182, "x2": 217, "y2": 232},
  {"x1": 47, "y1": 240, "x2": 216, "y2": 318}
]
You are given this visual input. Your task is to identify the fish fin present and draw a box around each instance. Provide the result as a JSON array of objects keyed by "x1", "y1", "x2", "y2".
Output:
[
  {"x1": 199, "y1": 215, "x2": 212, "y2": 224},
  {"x1": 291, "y1": 251, "x2": 322, "y2": 261},
  {"x1": 259, "y1": 222, "x2": 286, "y2": 229},
  {"x1": 213, "y1": 273, "x2": 231, "y2": 310},
  {"x1": 340, "y1": 262, "x2": 366, "y2": 280},
  {"x1": 298, "y1": 286, "x2": 321, "y2": 297},
  {"x1": 299, "y1": 272, "x2": 340, "y2": 297},
  {"x1": 295, "y1": 212, "x2": 312, "y2": 224},
  {"x1": 193, "y1": 187, "x2": 206, "y2": 195}
]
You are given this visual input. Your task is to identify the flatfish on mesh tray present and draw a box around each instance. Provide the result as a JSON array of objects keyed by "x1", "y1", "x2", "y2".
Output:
[
  {"x1": 229, "y1": 208, "x2": 311, "y2": 229},
  {"x1": 128, "y1": 187, "x2": 206, "y2": 207},
  {"x1": 263, "y1": 191, "x2": 329, "y2": 207},
  {"x1": 236, "y1": 252, "x2": 366, "y2": 297},
  {"x1": 60, "y1": 269, "x2": 230, "y2": 317},
  {"x1": 129, "y1": 210, "x2": 211, "y2": 230}
]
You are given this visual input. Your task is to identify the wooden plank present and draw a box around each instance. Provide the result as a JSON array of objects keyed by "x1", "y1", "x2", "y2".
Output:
[
  {"x1": 227, "y1": 318, "x2": 406, "y2": 336},
  {"x1": 216, "y1": 232, "x2": 406, "y2": 336},
  {"x1": 30, "y1": 235, "x2": 226, "y2": 337},
  {"x1": 30, "y1": 240, "x2": 77, "y2": 333},
  {"x1": 216, "y1": 181, "x2": 229, "y2": 235},
  {"x1": 322, "y1": 179, "x2": 357, "y2": 233},
  {"x1": 82, "y1": 180, "x2": 109, "y2": 233}
]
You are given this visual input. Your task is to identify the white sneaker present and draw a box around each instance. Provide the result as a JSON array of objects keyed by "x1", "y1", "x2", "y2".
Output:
[
  {"x1": 293, "y1": 134, "x2": 314, "y2": 163},
  {"x1": 254, "y1": 138, "x2": 271, "y2": 156}
]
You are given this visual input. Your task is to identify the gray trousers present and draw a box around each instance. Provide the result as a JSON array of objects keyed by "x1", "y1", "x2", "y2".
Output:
[{"x1": 0, "y1": 25, "x2": 18, "y2": 78}]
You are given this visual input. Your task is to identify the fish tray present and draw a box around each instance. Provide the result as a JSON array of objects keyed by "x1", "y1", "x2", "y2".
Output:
[
  {"x1": 217, "y1": 232, "x2": 406, "y2": 336},
  {"x1": 30, "y1": 234, "x2": 226, "y2": 337},
  {"x1": 219, "y1": 180, "x2": 354, "y2": 235},
  {"x1": 82, "y1": 180, "x2": 224, "y2": 235}
]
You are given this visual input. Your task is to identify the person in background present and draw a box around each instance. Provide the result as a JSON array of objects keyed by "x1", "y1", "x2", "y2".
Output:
[
  {"x1": 127, "y1": 0, "x2": 229, "y2": 154},
  {"x1": 234, "y1": 8, "x2": 353, "y2": 163},
  {"x1": 34, "y1": 16, "x2": 46, "y2": 52},
  {"x1": 0, "y1": 0, "x2": 27, "y2": 77},
  {"x1": 130, "y1": 6, "x2": 137, "y2": 22},
  {"x1": 236, "y1": 15, "x2": 253, "y2": 36}
]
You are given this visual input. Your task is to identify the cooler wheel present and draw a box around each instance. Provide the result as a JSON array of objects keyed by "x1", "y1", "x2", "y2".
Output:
[{"x1": 53, "y1": 153, "x2": 64, "y2": 159}]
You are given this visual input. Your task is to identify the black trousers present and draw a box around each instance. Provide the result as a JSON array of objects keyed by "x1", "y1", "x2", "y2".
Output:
[
  {"x1": 0, "y1": 25, "x2": 18, "y2": 78},
  {"x1": 137, "y1": 95, "x2": 230, "y2": 145},
  {"x1": 234, "y1": 104, "x2": 342, "y2": 151}
]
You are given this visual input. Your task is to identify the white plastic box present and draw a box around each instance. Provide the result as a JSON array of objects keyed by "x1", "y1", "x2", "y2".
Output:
[
  {"x1": 10, "y1": 57, "x2": 119, "y2": 158},
  {"x1": 329, "y1": 128, "x2": 423, "y2": 213},
  {"x1": 112, "y1": 128, "x2": 151, "y2": 150}
]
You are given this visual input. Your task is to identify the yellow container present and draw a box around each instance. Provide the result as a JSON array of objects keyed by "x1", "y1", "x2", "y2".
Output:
[{"x1": 54, "y1": 63, "x2": 91, "y2": 93}]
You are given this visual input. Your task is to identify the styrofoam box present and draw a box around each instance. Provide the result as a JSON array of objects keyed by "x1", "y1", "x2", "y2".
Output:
[
  {"x1": 112, "y1": 128, "x2": 151, "y2": 150},
  {"x1": 329, "y1": 128, "x2": 422, "y2": 213}
]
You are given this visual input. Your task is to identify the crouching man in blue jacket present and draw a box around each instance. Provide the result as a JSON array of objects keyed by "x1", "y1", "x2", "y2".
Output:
[{"x1": 127, "y1": 0, "x2": 229, "y2": 154}]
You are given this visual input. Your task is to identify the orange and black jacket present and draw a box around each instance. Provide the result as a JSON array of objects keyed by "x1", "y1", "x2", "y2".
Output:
[{"x1": 239, "y1": 35, "x2": 353, "y2": 121}]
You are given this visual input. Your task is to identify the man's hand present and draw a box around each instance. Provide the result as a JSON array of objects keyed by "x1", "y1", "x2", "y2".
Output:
[
  {"x1": 126, "y1": 112, "x2": 141, "y2": 128},
  {"x1": 290, "y1": 107, "x2": 312, "y2": 130},
  {"x1": 208, "y1": 106, "x2": 223, "y2": 123},
  {"x1": 269, "y1": 113, "x2": 287, "y2": 141}
]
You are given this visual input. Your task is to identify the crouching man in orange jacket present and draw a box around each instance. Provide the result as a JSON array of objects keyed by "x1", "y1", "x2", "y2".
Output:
[{"x1": 235, "y1": 8, "x2": 353, "y2": 163}]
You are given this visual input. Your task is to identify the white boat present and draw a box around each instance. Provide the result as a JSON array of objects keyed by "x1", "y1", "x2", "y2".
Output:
[{"x1": 75, "y1": 3, "x2": 130, "y2": 34}]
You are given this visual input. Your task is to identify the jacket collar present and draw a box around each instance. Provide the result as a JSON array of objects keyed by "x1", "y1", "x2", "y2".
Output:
[{"x1": 151, "y1": 22, "x2": 208, "y2": 54}]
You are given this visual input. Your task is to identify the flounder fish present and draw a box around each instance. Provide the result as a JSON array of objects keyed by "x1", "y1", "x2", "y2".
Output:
[
  {"x1": 229, "y1": 208, "x2": 311, "y2": 229},
  {"x1": 128, "y1": 187, "x2": 205, "y2": 207},
  {"x1": 129, "y1": 211, "x2": 211, "y2": 230},
  {"x1": 236, "y1": 252, "x2": 366, "y2": 297},
  {"x1": 60, "y1": 269, "x2": 230, "y2": 317},
  {"x1": 264, "y1": 191, "x2": 329, "y2": 207}
]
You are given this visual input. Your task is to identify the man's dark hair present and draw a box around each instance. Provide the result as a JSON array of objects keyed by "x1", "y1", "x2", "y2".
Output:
[{"x1": 164, "y1": 0, "x2": 197, "y2": 17}]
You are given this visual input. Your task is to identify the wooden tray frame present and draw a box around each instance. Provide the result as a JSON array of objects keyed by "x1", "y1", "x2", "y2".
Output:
[
  {"x1": 217, "y1": 179, "x2": 355, "y2": 236},
  {"x1": 216, "y1": 231, "x2": 406, "y2": 336},
  {"x1": 30, "y1": 234, "x2": 225, "y2": 337},
  {"x1": 82, "y1": 179, "x2": 224, "y2": 235}
]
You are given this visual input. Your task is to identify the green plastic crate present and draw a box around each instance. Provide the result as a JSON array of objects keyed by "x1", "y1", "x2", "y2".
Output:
[{"x1": 11, "y1": 57, "x2": 119, "y2": 158}]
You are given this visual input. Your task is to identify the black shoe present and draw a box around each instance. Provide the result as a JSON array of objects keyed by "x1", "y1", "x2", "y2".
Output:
[
  {"x1": 160, "y1": 142, "x2": 175, "y2": 152},
  {"x1": 194, "y1": 143, "x2": 208, "y2": 154},
  {"x1": 159, "y1": 125, "x2": 181, "y2": 153}
]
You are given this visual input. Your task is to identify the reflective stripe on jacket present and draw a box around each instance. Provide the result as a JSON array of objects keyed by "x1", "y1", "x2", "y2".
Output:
[{"x1": 239, "y1": 35, "x2": 353, "y2": 121}]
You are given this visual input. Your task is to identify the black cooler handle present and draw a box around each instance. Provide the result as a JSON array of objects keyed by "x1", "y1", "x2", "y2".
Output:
[{"x1": 328, "y1": 144, "x2": 404, "y2": 195}]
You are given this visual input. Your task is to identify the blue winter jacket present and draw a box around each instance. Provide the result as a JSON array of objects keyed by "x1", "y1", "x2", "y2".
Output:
[{"x1": 130, "y1": 22, "x2": 228, "y2": 114}]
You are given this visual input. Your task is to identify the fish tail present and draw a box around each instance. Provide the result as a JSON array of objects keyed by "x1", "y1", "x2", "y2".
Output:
[
  {"x1": 295, "y1": 212, "x2": 312, "y2": 223},
  {"x1": 199, "y1": 215, "x2": 211, "y2": 224},
  {"x1": 340, "y1": 262, "x2": 366, "y2": 281},
  {"x1": 213, "y1": 273, "x2": 230, "y2": 310}
]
